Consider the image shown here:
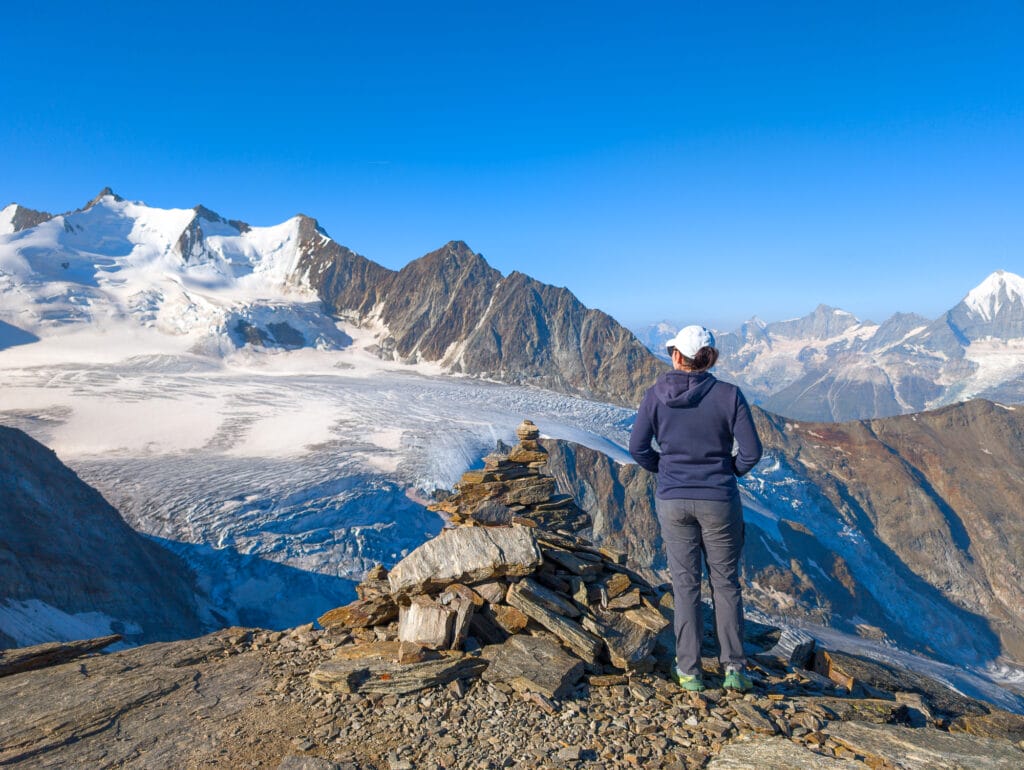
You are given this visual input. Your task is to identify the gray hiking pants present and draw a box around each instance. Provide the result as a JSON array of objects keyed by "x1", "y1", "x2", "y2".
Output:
[{"x1": 655, "y1": 496, "x2": 746, "y2": 676}]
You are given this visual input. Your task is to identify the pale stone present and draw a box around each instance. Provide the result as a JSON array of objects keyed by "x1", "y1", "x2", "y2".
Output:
[
  {"x1": 388, "y1": 525, "x2": 542, "y2": 596},
  {"x1": 604, "y1": 571, "x2": 633, "y2": 599},
  {"x1": 582, "y1": 608, "x2": 658, "y2": 671},
  {"x1": 542, "y1": 548, "x2": 603, "y2": 577},
  {"x1": 398, "y1": 596, "x2": 454, "y2": 650},
  {"x1": 515, "y1": 420, "x2": 540, "y2": 441},
  {"x1": 472, "y1": 580, "x2": 508, "y2": 604},
  {"x1": 437, "y1": 584, "x2": 482, "y2": 649},
  {"x1": 507, "y1": 576, "x2": 580, "y2": 618},
  {"x1": 606, "y1": 588, "x2": 641, "y2": 610}
]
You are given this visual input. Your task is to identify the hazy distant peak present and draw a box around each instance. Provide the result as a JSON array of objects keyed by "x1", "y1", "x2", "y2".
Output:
[{"x1": 963, "y1": 269, "x2": 1024, "y2": 322}]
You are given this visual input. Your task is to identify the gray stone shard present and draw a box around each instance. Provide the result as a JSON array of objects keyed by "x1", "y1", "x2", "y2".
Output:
[
  {"x1": 482, "y1": 634, "x2": 584, "y2": 699},
  {"x1": 388, "y1": 525, "x2": 542, "y2": 596},
  {"x1": 760, "y1": 627, "x2": 816, "y2": 669},
  {"x1": 582, "y1": 607, "x2": 658, "y2": 671},
  {"x1": 310, "y1": 654, "x2": 487, "y2": 696},
  {"x1": 505, "y1": 581, "x2": 601, "y2": 662},
  {"x1": 507, "y1": 576, "x2": 580, "y2": 618}
]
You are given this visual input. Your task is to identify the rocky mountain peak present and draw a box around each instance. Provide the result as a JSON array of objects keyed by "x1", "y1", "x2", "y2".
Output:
[
  {"x1": 191, "y1": 204, "x2": 225, "y2": 223},
  {"x1": 414, "y1": 240, "x2": 490, "y2": 273},
  {"x1": 3, "y1": 418, "x2": 1024, "y2": 766},
  {"x1": 0, "y1": 203, "x2": 53, "y2": 234},
  {"x1": 770, "y1": 304, "x2": 862, "y2": 340},
  {"x1": 939, "y1": 268, "x2": 1024, "y2": 344},
  {"x1": 83, "y1": 187, "x2": 125, "y2": 209},
  {"x1": 294, "y1": 213, "x2": 330, "y2": 238},
  {"x1": 190, "y1": 203, "x2": 250, "y2": 234}
]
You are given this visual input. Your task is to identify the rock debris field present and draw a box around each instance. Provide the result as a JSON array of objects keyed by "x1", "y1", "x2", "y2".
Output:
[{"x1": 2, "y1": 422, "x2": 1023, "y2": 769}]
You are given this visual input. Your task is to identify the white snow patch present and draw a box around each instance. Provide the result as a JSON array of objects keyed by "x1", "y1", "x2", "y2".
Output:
[{"x1": 0, "y1": 599, "x2": 138, "y2": 648}]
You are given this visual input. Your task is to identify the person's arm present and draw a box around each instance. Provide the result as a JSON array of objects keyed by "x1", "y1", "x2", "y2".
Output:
[
  {"x1": 731, "y1": 389, "x2": 763, "y2": 477},
  {"x1": 629, "y1": 392, "x2": 661, "y2": 473}
]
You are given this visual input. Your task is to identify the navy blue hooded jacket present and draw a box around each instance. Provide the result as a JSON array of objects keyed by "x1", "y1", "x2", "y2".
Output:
[{"x1": 629, "y1": 370, "x2": 763, "y2": 501}]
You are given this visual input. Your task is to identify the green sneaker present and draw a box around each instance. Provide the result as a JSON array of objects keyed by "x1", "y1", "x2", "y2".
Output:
[
  {"x1": 673, "y1": 668, "x2": 706, "y2": 692},
  {"x1": 723, "y1": 667, "x2": 754, "y2": 692}
]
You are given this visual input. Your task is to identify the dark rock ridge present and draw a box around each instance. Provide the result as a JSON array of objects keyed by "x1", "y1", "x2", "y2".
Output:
[
  {"x1": 0, "y1": 426, "x2": 204, "y2": 647},
  {"x1": 541, "y1": 399, "x2": 1024, "y2": 668},
  {"x1": 299, "y1": 239, "x2": 665, "y2": 408},
  {"x1": 4, "y1": 204, "x2": 54, "y2": 232}
]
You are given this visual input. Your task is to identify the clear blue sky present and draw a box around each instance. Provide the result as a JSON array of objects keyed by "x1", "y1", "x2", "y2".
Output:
[{"x1": 2, "y1": 1, "x2": 1022, "y2": 330}]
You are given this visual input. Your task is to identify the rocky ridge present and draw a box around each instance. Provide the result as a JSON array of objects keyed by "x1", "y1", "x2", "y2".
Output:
[
  {"x1": 2, "y1": 421, "x2": 1023, "y2": 768},
  {"x1": 299, "y1": 240, "x2": 664, "y2": 408},
  {"x1": 0, "y1": 426, "x2": 204, "y2": 647},
  {"x1": 537, "y1": 400, "x2": 1024, "y2": 670}
]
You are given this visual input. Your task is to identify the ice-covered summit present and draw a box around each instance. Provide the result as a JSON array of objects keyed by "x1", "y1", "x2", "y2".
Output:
[
  {"x1": 0, "y1": 191, "x2": 350, "y2": 355},
  {"x1": 963, "y1": 269, "x2": 1024, "y2": 323}
]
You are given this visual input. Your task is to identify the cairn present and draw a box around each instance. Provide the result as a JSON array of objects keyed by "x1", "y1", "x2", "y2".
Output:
[
  {"x1": 429, "y1": 419, "x2": 591, "y2": 532},
  {"x1": 311, "y1": 420, "x2": 672, "y2": 700}
]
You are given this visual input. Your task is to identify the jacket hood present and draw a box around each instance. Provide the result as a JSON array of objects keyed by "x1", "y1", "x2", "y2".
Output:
[{"x1": 654, "y1": 370, "x2": 717, "y2": 408}]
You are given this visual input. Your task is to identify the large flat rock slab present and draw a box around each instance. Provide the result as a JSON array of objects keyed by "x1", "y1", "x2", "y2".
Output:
[
  {"x1": 707, "y1": 736, "x2": 852, "y2": 768},
  {"x1": 828, "y1": 721, "x2": 1024, "y2": 769},
  {"x1": 0, "y1": 629, "x2": 279, "y2": 768},
  {"x1": 310, "y1": 652, "x2": 487, "y2": 696},
  {"x1": 387, "y1": 525, "x2": 542, "y2": 596},
  {"x1": 0, "y1": 634, "x2": 122, "y2": 677},
  {"x1": 482, "y1": 634, "x2": 584, "y2": 699}
]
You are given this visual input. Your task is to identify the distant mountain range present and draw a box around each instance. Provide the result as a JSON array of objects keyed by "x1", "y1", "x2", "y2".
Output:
[
  {"x1": 635, "y1": 270, "x2": 1024, "y2": 420},
  {"x1": 6, "y1": 190, "x2": 1021, "y2": 421},
  {"x1": 0, "y1": 190, "x2": 661, "y2": 408}
]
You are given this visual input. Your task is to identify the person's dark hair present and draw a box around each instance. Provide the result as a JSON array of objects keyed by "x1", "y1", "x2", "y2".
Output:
[{"x1": 680, "y1": 346, "x2": 719, "y2": 372}]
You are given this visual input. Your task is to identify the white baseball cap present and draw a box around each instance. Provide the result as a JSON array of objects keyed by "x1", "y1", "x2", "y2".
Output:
[{"x1": 665, "y1": 325, "x2": 715, "y2": 358}]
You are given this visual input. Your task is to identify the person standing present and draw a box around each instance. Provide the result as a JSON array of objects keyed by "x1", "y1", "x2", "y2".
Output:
[{"x1": 629, "y1": 325, "x2": 763, "y2": 692}]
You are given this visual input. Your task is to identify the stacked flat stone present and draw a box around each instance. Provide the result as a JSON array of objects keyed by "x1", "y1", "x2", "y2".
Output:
[
  {"x1": 429, "y1": 420, "x2": 590, "y2": 532},
  {"x1": 311, "y1": 419, "x2": 675, "y2": 698}
]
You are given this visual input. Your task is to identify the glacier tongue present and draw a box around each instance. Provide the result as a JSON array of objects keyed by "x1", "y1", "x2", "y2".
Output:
[{"x1": 0, "y1": 340, "x2": 632, "y2": 631}]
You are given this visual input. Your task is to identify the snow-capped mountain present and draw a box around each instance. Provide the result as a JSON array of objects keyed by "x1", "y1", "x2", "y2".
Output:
[
  {"x1": 635, "y1": 270, "x2": 1024, "y2": 421},
  {"x1": 0, "y1": 190, "x2": 351, "y2": 357},
  {"x1": 0, "y1": 190, "x2": 662, "y2": 407}
]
